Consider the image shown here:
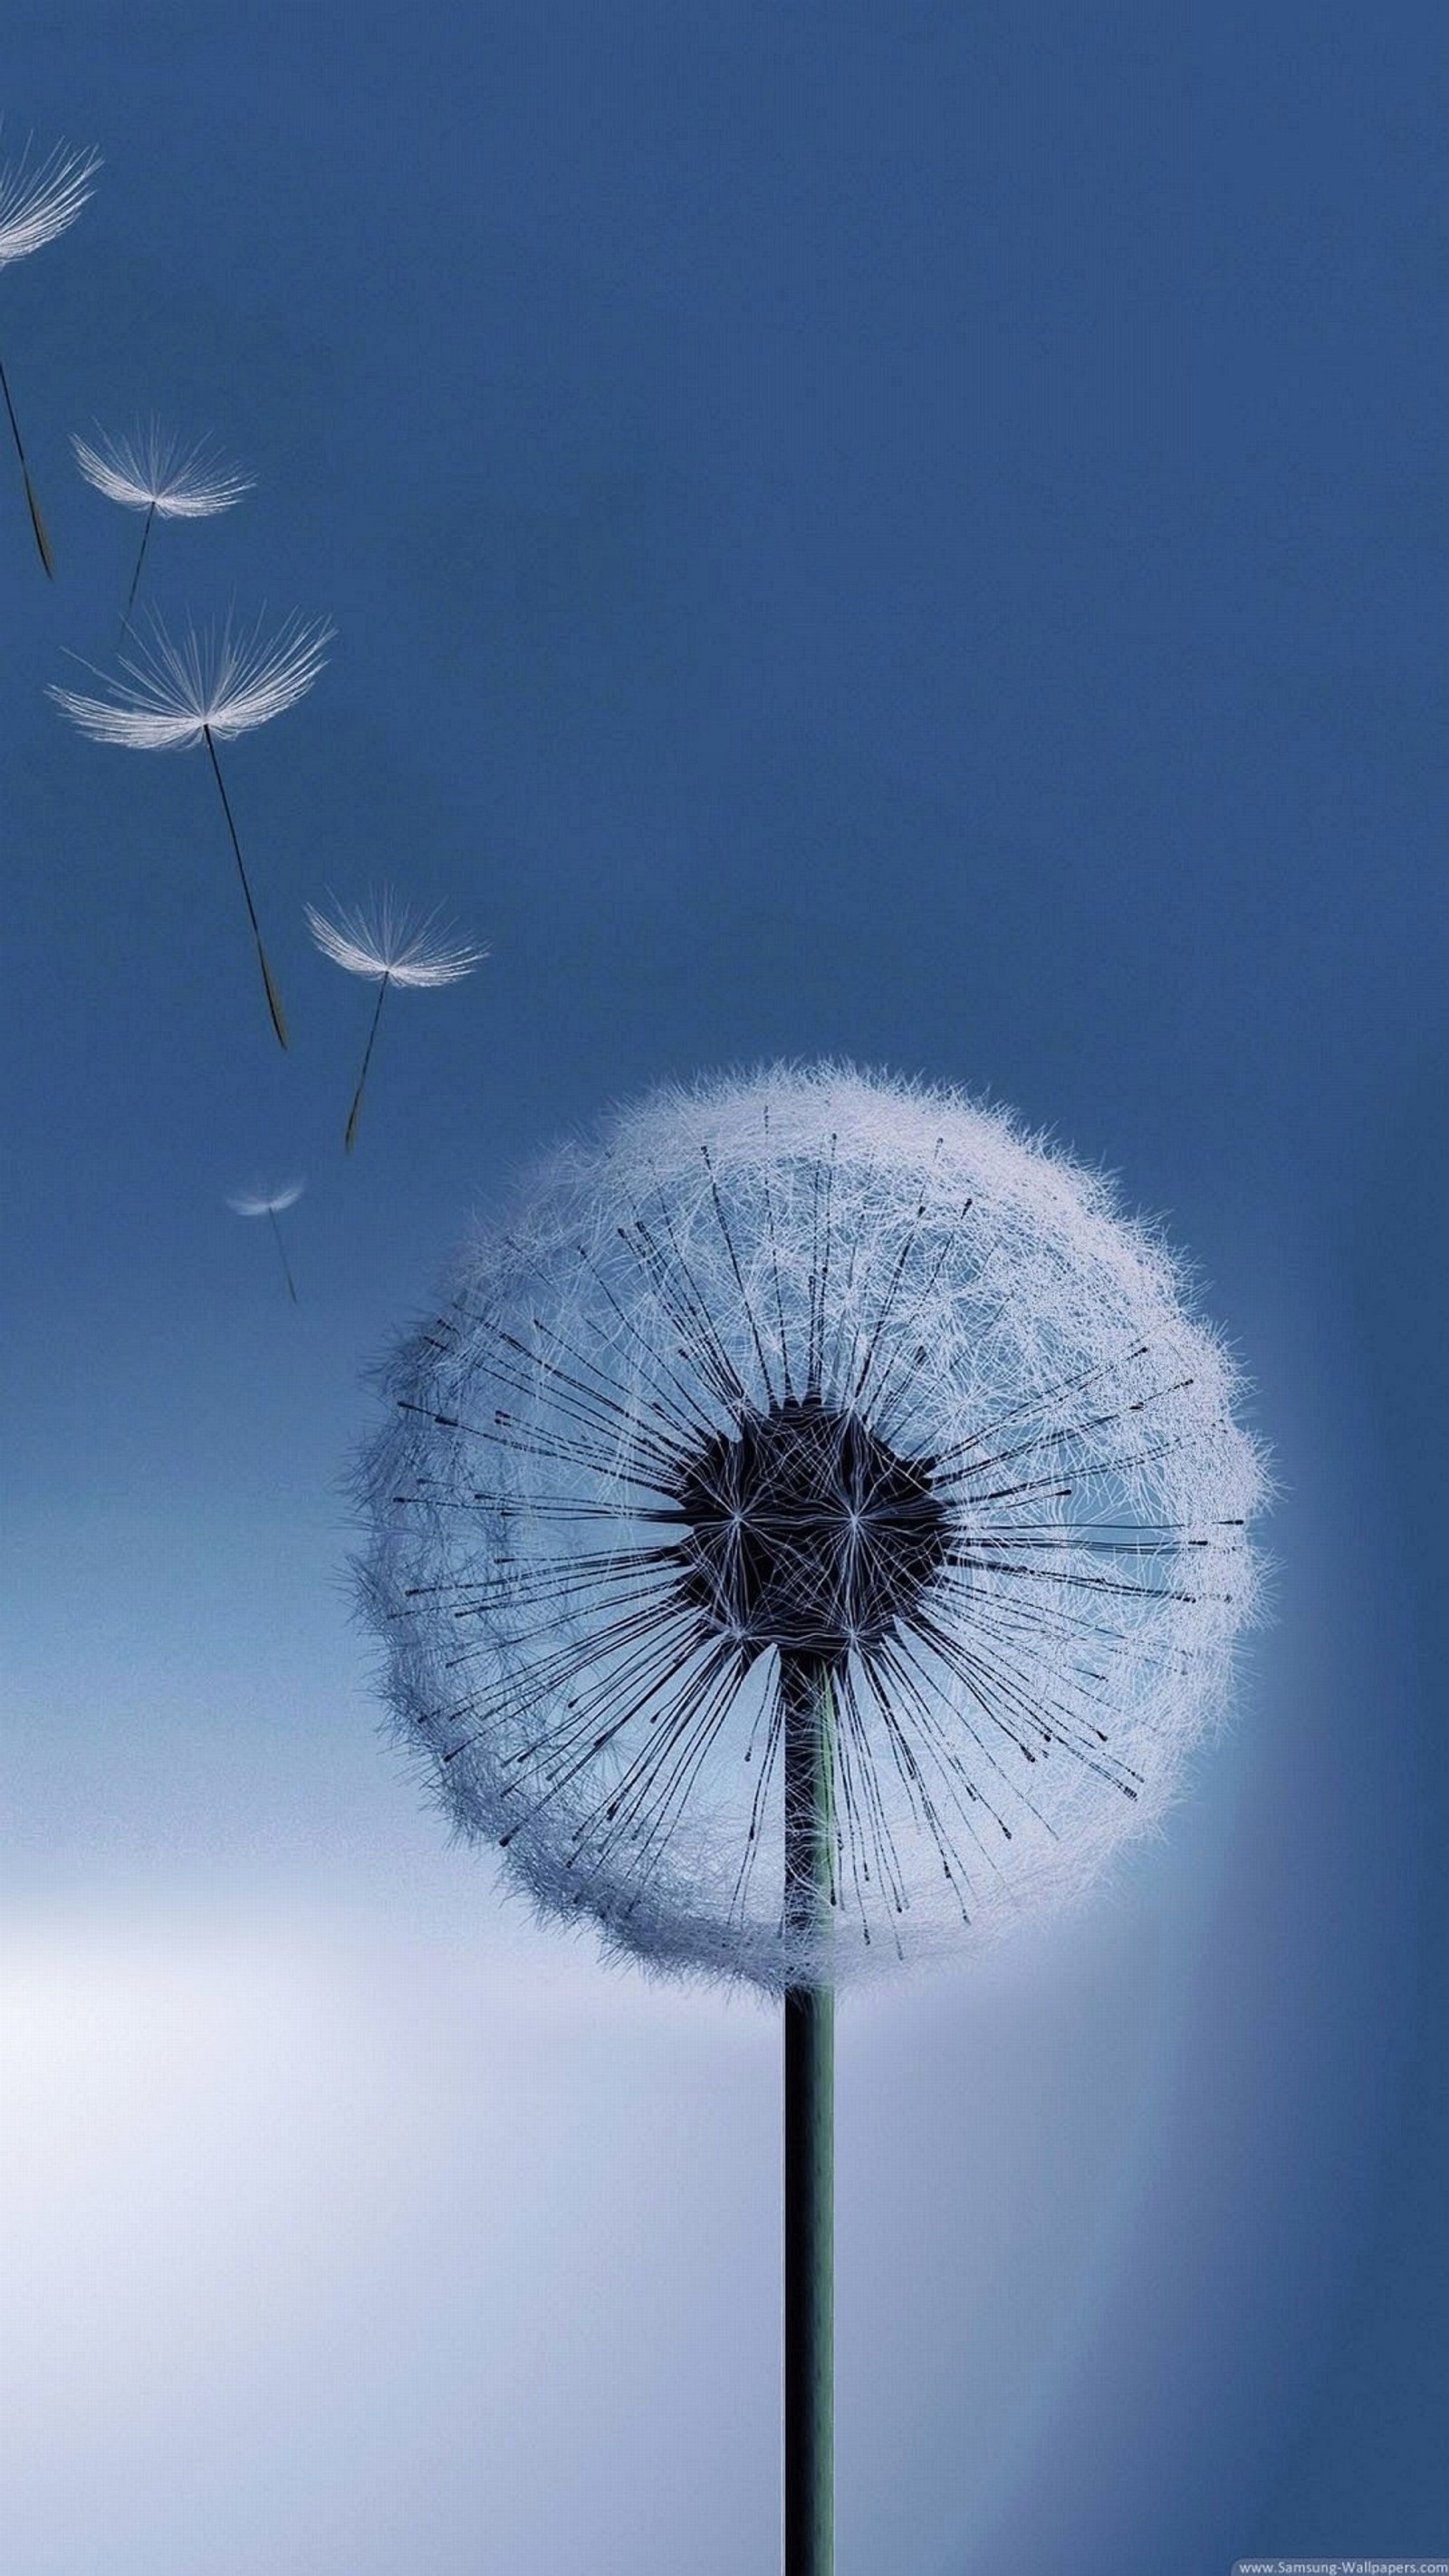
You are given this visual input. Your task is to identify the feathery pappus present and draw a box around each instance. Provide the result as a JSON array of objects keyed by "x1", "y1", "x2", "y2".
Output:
[
  {"x1": 227, "y1": 1177, "x2": 305, "y2": 1303},
  {"x1": 72, "y1": 419, "x2": 254, "y2": 634},
  {"x1": 306, "y1": 892, "x2": 487, "y2": 1153},
  {"x1": 356, "y1": 1063, "x2": 1266, "y2": 1994},
  {"x1": 51, "y1": 612, "x2": 333, "y2": 1051},
  {"x1": 0, "y1": 132, "x2": 101, "y2": 573}
]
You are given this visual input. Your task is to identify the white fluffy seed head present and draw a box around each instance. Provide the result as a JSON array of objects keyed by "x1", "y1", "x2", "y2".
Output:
[
  {"x1": 227, "y1": 1178, "x2": 304, "y2": 1216},
  {"x1": 305, "y1": 891, "x2": 487, "y2": 987},
  {"x1": 48, "y1": 611, "x2": 333, "y2": 751},
  {"x1": 356, "y1": 1064, "x2": 1268, "y2": 1994},
  {"x1": 72, "y1": 420, "x2": 254, "y2": 518},
  {"x1": 0, "y1": 137, "x2": 100, "y2": 268}
]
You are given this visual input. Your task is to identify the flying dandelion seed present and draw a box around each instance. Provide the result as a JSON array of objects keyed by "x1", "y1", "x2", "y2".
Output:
[
  {"x1": 72, "y1": 420, "x2": 254, "y2": 637},
  {"x1": 49, "y1": 612, "x2": 333, "y2": 1051},
  {"x1": 227, "y1": 1178, "x2": 304, "y2": 1303},
  {"x1": 0, "y1": 133, "x2": 101, "y2": 574},
  {"x1": 355, "y1": 1062, "x2": 1266, "y2": 2575},
  {"x1": 305, "y1": 891, "x2": 487, "y2": 1153}
]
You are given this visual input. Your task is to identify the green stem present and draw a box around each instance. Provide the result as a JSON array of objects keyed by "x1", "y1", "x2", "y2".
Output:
[{"x1": 782, "y1": 1656, "x2": 835, "y2": 2576}]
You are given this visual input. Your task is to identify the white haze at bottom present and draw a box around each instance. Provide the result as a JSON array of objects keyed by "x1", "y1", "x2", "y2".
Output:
[{"x1": 0, "y1": 1892, "x2": 1169, "y2": 2576}]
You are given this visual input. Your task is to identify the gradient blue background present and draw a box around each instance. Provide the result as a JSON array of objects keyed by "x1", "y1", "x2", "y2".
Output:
[{"x1": 4, "y1": 5, "x2": 1446, "y2": 2570}]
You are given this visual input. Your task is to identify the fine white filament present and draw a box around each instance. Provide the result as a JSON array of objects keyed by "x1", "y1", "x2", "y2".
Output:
[
  {"x1": 49, "y1": 612, "x2": 333, "y2": 750},
  {"x1": 0, "y1": 138, "x2": 100, "y2": 267},
  {"x1": 305, "y1": 893, "x2": 487, "y2": 988},
  {"x1": 226, "y1": 1181, "x2": 305, "y2": 1217},
  {"x1": 72, "y1": 421, "x2": 254, "y2": 518}
]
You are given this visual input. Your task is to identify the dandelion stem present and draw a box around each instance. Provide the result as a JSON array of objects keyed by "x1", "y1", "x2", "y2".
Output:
[
  {"x1": 267, "y1": 1206, "x2": 299, "y2": 1304},
  {"x1": 202, "y1": 723, "x2": 289, "y2": 1050},
  {"x1": 782, "y1": 1657, "x2": 835, "y2": 2576},
  {"x1": 120, "y1": 498, "x2": 156, "y2": 640},
  {"x1": 344, "y1": 972, "x2": 390, "y2": 1154},
  {"x1": 0, "y1": 351, "x2": 54, "y2": 575}
]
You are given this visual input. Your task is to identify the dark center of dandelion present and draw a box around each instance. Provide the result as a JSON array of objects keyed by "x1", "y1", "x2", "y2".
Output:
[{"x1": 671, "y1": 1391, "x2": 952, "y2": 1659}]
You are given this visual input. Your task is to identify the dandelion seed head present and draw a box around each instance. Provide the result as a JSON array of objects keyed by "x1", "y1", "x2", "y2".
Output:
[
  {"x1": 305, "y1": 891, "x2": 487, "y2": 987},
  {"x1": 72, "y1": 420, "x2": 254, "y2": 519},
  {"x1": 356, "y1": 1064, "x2": 1267, "y2": 1993},
  {"x1": 227, "y1": 1178, "x2": 305, "y2": 1216},
  {"x1": 0, "y1": 136, "x2": 100, "y2": 268},
  {"x1": 48, "y1": 610, "x2": 333, "y2": 751}
]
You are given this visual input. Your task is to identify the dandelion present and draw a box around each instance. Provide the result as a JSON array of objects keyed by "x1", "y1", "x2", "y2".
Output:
[
  {"x1": 72, "y1": 420, "x2": 254, "y2": 635},
  {"x1": 305, "y1": 892, "x2": 487, "y2": 1153},
  {"x1": 227, "y1": 1177, "x2": 304, "y2": 1303},
  {"x1": 0, "y1": 133, "x2": 101, "y2": 573},
  {"x1": 355, "y1": 1062, "x2": 1266, "y2": 2574},
  {"x1": 50, "y1": 612, "x2": 333, "y2": 1051}
]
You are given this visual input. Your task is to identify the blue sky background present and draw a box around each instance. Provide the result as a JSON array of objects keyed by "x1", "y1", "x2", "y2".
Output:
[{"x1": 3, "y1": 5, "x2": 1446, "y2": 2570}]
